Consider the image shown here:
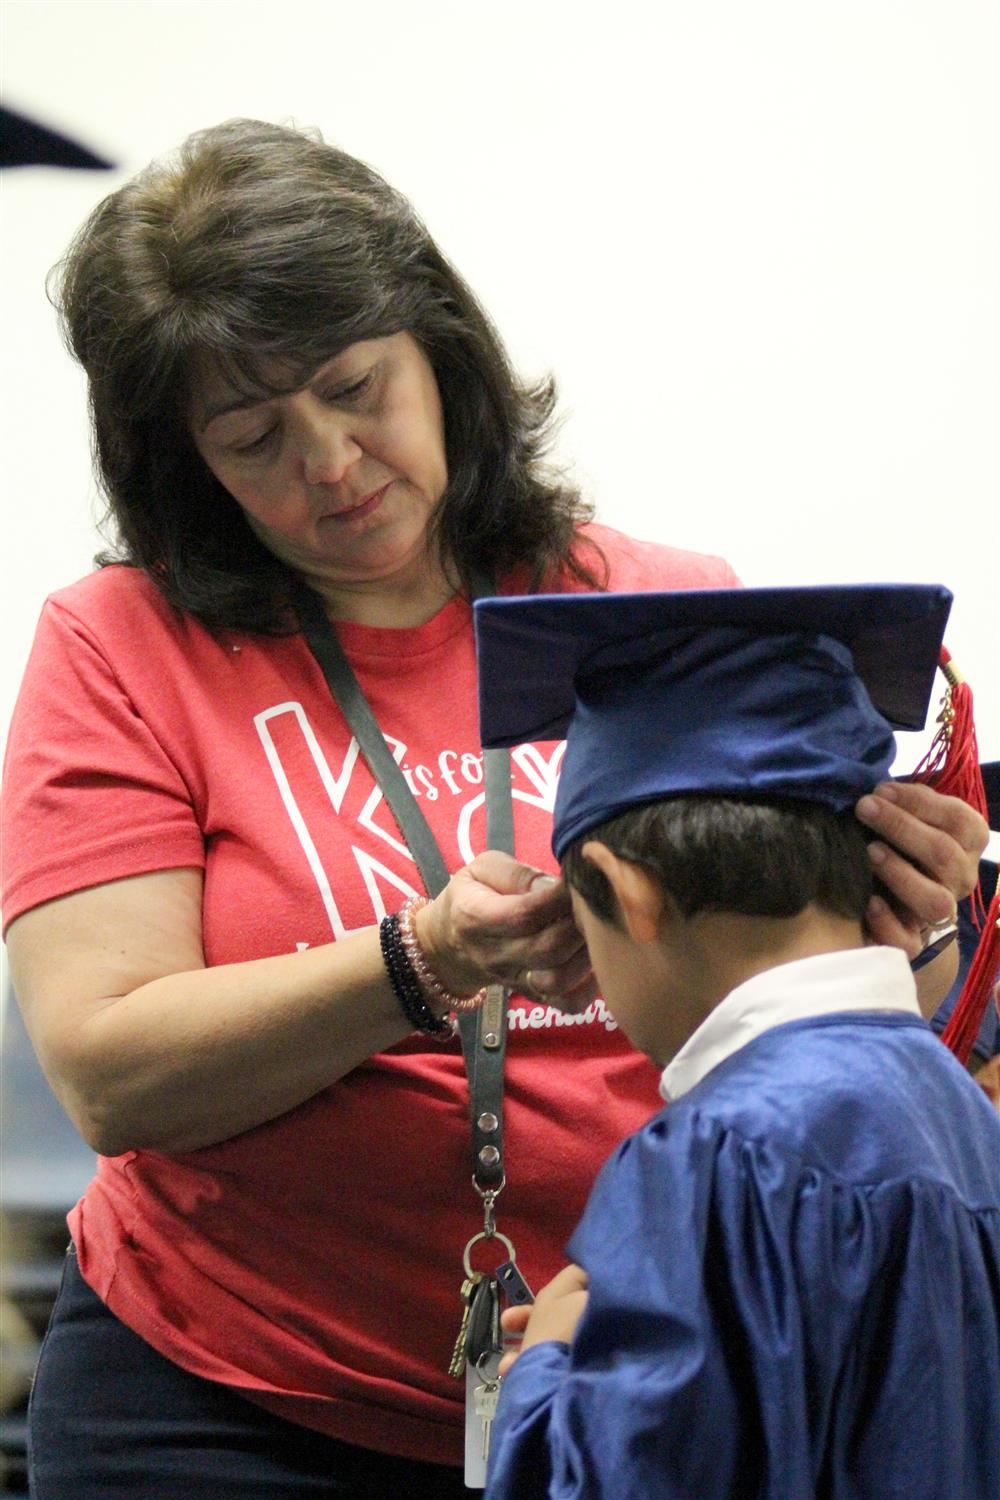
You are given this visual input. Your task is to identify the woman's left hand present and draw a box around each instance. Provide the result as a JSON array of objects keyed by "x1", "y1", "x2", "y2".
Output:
[{"x1": 855, "y1": 780, "x2": 988, "y2": 957}]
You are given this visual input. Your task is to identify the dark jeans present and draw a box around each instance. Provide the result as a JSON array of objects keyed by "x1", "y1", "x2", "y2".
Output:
[{"x1": 29, "y1": 1244, "x2": 480, "y2": 1498}]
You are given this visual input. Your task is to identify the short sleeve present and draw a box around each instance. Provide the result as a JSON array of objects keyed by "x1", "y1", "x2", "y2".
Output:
[
  {"x1": 2, "y1": 597, "x2": 205, "y2": 930},
  {"x1": 575, "y1": 524, "x2": 743, "y2": 595}
]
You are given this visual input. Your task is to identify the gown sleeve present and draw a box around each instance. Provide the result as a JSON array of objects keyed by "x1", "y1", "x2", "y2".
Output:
[{"x1": 486, "y1": 1104, "x2": 1000, "y2": 1500}]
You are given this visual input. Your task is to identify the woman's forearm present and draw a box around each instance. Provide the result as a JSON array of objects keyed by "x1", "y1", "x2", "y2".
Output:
[
  {"x1": 912, "y1": 935, "x2": 959, "y2": 1021},
  {"x1": 7, "y1": 870, "x2": 414, "y2": 1155},
  {"x1": 9, "y1": 853, "x2": 587, "y2": 1157},
  {"x1": 32, "y1": 929, "x2": 412, "y2": 1155}
]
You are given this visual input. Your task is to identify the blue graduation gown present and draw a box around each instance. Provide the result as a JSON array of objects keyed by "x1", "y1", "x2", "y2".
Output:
[{"x1": 486, "y1": 1014, "x2": 1000, "y2": 1499}]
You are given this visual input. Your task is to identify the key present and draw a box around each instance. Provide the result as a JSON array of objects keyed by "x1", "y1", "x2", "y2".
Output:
[
  {"x1": 448, "y1": 1272, "x2": 484, "y2": 1378},
  {"x1": 465, "y1": 1275, "x2": 501, "y2": 1368},
  {"x1": 496, "y1": 1257, "x2": 534, "y2": 1307},
  {"x1": 474, "y1": 1378, "x2": 501, "y2": 1461}
]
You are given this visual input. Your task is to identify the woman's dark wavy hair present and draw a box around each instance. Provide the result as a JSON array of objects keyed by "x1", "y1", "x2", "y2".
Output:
[{"x1": 52, "y1": 118, "x2": 603, "y2": 633}]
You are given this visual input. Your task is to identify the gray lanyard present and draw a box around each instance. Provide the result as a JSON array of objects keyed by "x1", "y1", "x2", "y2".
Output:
[{"x1": 293, "y1": 580, "x2": 513, "y2": 1197}]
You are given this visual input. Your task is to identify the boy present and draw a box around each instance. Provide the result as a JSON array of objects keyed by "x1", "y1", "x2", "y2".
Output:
[{"x1": 474, "y1": 585, "x2": 1000, "y2": 1500}]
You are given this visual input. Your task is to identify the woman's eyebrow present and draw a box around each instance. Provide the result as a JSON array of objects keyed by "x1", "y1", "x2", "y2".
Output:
[
  {"x1": 198, "y1": 393, "x2": 261, "y2": 432},
  {"x1": 197, "y1": 352, "x2": 367, "y2": 432}
]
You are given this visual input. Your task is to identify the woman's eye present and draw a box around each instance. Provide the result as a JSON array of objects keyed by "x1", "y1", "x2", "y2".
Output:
[
  {"x1": 230, "y1": 427, "x2": 276, "y2": 455},
  {"x1": 326, "y1": 372, "x2": 373, "y2": 403}
]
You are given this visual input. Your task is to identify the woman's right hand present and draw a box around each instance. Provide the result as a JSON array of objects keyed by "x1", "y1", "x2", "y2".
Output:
[{"x1": 417, "y1": 851, "x2": 597, "y2": 1008}]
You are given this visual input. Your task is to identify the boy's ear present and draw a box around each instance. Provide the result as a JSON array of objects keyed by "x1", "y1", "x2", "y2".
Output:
[{"x1": 580, "y1": 841, "x2": 670, "y2": 943}]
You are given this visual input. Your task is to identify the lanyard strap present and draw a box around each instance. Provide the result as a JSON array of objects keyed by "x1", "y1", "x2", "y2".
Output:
[{"x1": 293, "y1": 581, "x2": 512, "y2": 1192}]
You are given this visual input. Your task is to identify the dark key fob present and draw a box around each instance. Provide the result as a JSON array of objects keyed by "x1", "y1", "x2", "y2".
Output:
[{"x1": 465, "y1": 1275, "x2": 499, "y2": 1366}]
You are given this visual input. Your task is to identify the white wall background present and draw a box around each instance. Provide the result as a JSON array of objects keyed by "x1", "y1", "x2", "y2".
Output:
[{"x1": 2, "y1": 0, "x2": 998, "y2": 791}]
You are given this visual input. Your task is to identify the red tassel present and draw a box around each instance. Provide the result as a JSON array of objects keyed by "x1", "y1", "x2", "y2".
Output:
[
  {"x1": 908, "y1": 647, "x2": 988, "y2": 924},
  {"x1": 939, "y1": 890, "x2": 1000, "y2": 1068},
  {"x1": 910, "y1": 648, "x2": 988, "y2": 814}
]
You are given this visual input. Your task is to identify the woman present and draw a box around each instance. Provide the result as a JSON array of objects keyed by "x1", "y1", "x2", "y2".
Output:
[{"x1": 1, "y1": 119, "x2": 984, "y2": 1498}]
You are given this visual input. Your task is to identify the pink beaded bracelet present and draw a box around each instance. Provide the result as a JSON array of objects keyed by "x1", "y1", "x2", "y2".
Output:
[{"x1": 398, "y1": 896, "x2": 487, "y2": 1015}]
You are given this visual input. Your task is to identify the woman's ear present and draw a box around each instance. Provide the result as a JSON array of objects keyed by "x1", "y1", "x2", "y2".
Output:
[{"x1": 580, "y1": 841, "x2": 669, "y2": 944}]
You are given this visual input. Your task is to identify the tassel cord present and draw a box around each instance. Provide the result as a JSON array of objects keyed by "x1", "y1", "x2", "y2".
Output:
[{"x1": 939, "y1": 890, "x2": 1000, "y2": 1069}]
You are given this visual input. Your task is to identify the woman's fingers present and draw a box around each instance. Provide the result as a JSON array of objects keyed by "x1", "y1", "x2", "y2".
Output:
[
  {"x1": 462, "y1": 851, "x2": 572, "y2": 933},
  {"x1": 494, "y1": 925, "x2": 592, "y2": 996},
  {"x1": 463, "y1": 909, "x2": 589, "y2": 988},
  {"x1": 856, "y1": 781, "x2": 986, "y2": 960},
  {"x1": 864, "y1": 893, "x2": 924, "y2": 960},
  {"x1": 857, "y1": 779, "x2": 988, "y2": 865},
  {"x1": 856, "y1": 782, "x2": 987, "y2": 945},
  {"x1": 418, "y1": 855, "x2": 594, "y2": 994},
  {"x1": 416, "y1": 852, "x2": 605, "y2": 1005},
  {"x1": 520, "y1": 952, "x2": 597, "y2": 1006},
  {"x1": 856, "y1": 782, "x2": 987, "y2": 900},
  {"x1": 865, "y1": 841, "x2": 958, "y2": 931}
]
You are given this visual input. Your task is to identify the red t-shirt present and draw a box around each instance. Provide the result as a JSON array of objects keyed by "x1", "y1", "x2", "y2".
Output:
[{"x1": 1, "y1": 524, "x2": 739, "y2": 1462}]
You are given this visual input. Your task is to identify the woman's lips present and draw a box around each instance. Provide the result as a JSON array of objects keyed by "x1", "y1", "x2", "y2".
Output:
[{"x1": 324, "y1": 483, "x2": 390, "y2": 524}]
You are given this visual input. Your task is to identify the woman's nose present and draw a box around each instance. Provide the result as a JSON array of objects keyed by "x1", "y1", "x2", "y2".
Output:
[{"x1": 300, "y1": 414, "x2": 363, "y2": 486}]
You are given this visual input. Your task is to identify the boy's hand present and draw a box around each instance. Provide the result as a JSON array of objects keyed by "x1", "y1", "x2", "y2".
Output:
[{"x1": 498, "y1": 1263, "x2": 589, "y2": 1376}]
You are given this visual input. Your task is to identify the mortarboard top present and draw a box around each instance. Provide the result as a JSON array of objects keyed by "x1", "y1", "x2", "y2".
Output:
[
  {"x1": 0, "y1": 105, "x2": 113, "y2": 170},
  {"x1": 476, "y1": 584, "x2": 952, "y2": 746},
  {"x1": 474, "y1": 583, "x2": 952, "y2": 857}
]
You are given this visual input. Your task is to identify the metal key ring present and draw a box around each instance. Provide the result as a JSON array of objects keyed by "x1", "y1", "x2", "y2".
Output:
[{"x1": 463, "y1": 1230, "x2": 515, "y2": 1280}]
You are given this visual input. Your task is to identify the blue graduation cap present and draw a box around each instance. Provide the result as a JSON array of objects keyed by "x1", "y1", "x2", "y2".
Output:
[
  {"x1": 1, "y1": 105, "x2": 113, "y2": 170},
  {"x1": 474, "y1": 583, "x2": 952, "y2": 857}
]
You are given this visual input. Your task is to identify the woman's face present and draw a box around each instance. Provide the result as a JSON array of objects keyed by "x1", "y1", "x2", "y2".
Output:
[{"x1": 190, "y1": 332, "x2": 450, "y2": 613}]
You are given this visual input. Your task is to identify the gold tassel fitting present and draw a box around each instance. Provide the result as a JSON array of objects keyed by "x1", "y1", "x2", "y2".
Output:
[{"x1": 941, "y1": 656, "x2": 964, "y2": 689}]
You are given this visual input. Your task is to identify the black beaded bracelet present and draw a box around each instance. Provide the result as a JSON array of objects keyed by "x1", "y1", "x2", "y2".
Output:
[{"x1": 379, "y1": 912, "x2": 454, "y2": 1038}]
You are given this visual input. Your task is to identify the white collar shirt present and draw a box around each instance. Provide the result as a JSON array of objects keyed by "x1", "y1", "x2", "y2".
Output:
[{"x1": 659, "y1": 946, "x2": 921, "y2": 1105}]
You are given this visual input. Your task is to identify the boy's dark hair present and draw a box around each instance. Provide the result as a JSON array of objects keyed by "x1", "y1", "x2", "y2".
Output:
[
  {"x1": 51, "y1": 118, "x2": 603, "y2": 635},
  {"x1": 561, "y1": 796, "x2": 874, "y2": 926}
]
